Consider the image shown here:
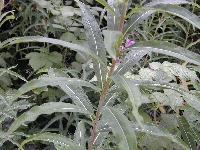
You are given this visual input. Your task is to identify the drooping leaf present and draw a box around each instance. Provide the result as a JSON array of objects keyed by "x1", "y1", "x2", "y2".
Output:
[
  {"x1": 0, "y1": 36, "x2": 105, "y2": 66},
  {"x1": 74, "y1": 121, "x2": 86, "y2": 148},
  {"x1": 111, "y1": 75, "x2": 144, "y2": 128},
  {"x1": 11, "y1": 76, "x2": 100, "y2": 104},
  {"x1": 7, "y1": 102, "x2": 92, "y2": 135},
  {"x1": 75, "y1": 0, "x2": 107, "y2": 88},
  {"x1": 124, "y1": 0, "x2": 189, "y2": 34},
  {"x1": 152, "y1": 4, "x2": 200, "y2": 30},
  {"x1": 101, "y1": 106, "x2": 137, "y2": 150},
  {"x1": 114, "y1": 49, "x2": 149, "y2": 75},
  {"x1": 127, "y1": 41, "x2": 200, "y2": 65},
  {"x1": 103, "y1": 30, "x2": 121, "y2": 59},
  {"x1": 20, "y1": 132, "x2": 85, "y2": 150},
  {"x1": 131, "y1": 122, "x2": 190, "y2": 150}
]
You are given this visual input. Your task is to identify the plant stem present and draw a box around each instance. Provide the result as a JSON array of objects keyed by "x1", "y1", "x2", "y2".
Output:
[{"x1": 88, "y1": 2, "x2": 128, "y2": 150}]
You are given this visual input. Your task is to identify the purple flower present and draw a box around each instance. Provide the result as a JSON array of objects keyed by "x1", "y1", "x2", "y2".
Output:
[
  {"x1": 120, "y1": 38, "x2": 135, "y2": 51},
  {"x1": 117, "y1": 57, "x2": 121, "y2": 62},
  {"x1": 148, "y1": 66, "x2": 154, "y2": 70},
  {"x1": 120, "y1": 45, "x2": 125, "y2": 50},
  {"x1": 125, "y1": 38, "x2": 135, "y2": 47}
]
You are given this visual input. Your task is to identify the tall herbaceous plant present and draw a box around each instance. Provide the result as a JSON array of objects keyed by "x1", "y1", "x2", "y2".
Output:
[{"x1": 0, "y1": 0, "x2": 200, "y2": 149}]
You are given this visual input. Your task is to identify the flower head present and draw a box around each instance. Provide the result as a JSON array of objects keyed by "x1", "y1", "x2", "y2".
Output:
[{"x1": 125, "y1": 38, "x2": 135, "y2": 47}]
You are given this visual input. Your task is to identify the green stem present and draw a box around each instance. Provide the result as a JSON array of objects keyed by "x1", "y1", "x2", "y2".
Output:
[{"x1": 88, "y1": 2, "x2": 128, "y2": 150}]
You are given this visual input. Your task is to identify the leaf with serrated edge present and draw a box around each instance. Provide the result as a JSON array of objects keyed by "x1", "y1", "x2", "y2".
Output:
[
  {"x1": 101, "y1": 107, "x2": 137, "y2": 150},
  {"x1": 75, "y1": 0, "x2": 107, "y2": 88},
  {"x1": 10, "y1": 77, "x2": 100, "y2": 105},
  {"x1": 7, "y1": 102, "x2": 91, "y2": 135},
  {"x1": 111, "y1": 75, "x2": 144, "y2": 128},
  {"x1": 20, "y1": 132, "x2": 85, "y2": 150}
]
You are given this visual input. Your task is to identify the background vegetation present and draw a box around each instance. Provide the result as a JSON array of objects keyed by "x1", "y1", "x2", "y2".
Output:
[{"x1": 0, "y1": 0, "x2": 200, "y2": 149}]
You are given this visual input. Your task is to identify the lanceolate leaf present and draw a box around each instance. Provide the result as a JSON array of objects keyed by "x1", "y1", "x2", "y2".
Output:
[
  {"x1": 7, "y1": 102, "x2": 92, "y2": 135},
  {"x1": 75, "y1": 0, "x2": 107, "y2": 88},
  {"x1": 59, "y1": 84, "x2": 94, "y2": 113},
  {"x1": 152, "y1": 4, "x2": 200, "y2": 30},
  {"x1": 74, "y1": 121, "x2": 86, "y2": 148},
  {"x1": 101, "y1": 107, "x2": 137, "y2": 150},
  {"x1": 10, "y1": 77, "x2": 100, "y2": 104},
  {"x1": 128, "y1": 41, "x2": 200, "y2": 66},
  {"x1": 0, "y1": 36, "x2": 105, "y2": 67},
  {"x1": 114, "y1": 50, "x2": 149, "y2": 75},
  {"x1": 177, "y1": 116, "x2": 197, "y2": 150},
  {"x1": 20, "y1": 132, "x2": 85, "y2": 150},
  {"x1": 124, "y1": 0, "x2": 189, "y2": 35},
  {"x1": 131, "y1": 122, "x2": 190, "y2": 150},
  {"x1": 111, "y1": 75, "x2": 144, "y2": 128},
  {"x1": 107, "y1": 0, "x2": 119, "y2": 30}
]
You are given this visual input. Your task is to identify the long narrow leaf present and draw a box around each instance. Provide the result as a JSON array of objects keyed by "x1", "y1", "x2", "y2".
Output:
[
  {"x1": 128, "y1": 41, "x2": 200, "y2": 66},
  {"x1": 0, "y1": 36, "x2": 106, "y2": 68},
  {"x1": 101, "y1": 107, "x2": 137, "y2": 150},
  {"x1": 20, "y1": 132, "x2": 85, "y2": 150},
  {"x1": 7, "y1": 102, "x2": 91, "y2": 135},
  {"x1": 114, "y1": 49, "x2": 149, "y2": 75},
  {"x1": 152, "y1": 4, "x2": 200, "y2": 30},
  {"x1": 59, "y1": 84, "x2": 94, "y2": 113},
  {"x1": 124, "y1": 0, "x2": 189, "y2": 35},
  {"x1": 111, "y1": 75, "x2": 144, "y2": 128},
  {"x1": 131, "y1": 122, "x2": 190, "y2": 150},
  {"x1": 74, "y1": 121, "x2": 86, "y2": 148},
  {"x1": 107, "y1": 0, "x2": 119, "y2": 30},
  {"x1": 10, "y1": 76, "x2": 100, "y2": 105},
  {"x1": 75, "y1": 0, "x2": 107, "y2": 88}
]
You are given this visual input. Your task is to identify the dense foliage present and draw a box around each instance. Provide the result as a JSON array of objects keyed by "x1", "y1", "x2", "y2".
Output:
[{"x1": 0, "y1": 0, "x2": 200, "y2": 149}]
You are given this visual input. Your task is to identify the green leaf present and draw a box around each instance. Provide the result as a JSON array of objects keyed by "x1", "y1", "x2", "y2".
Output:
[
  {"x1": 114, "y1": 49, "x2": 149, "y2": 75},
  {"x1": 59, "y1": 84, "x2": 94, "y2": 113},
  {"x1": 152, "y1": 4, "x2": 200, "y2": 30},
  {"x1": 103, "y1": 30, "x2": 121, "y2": 59},
  {"x1": 11, "y1": 76, "x2": 100, "y2": 104},
  {"x1": 124, "y1": 0, "x2": 189, "y2": 35},
  {"x1": 128, "y1": 41, "x2": 200, "y2": 65},
  {"x1": 107, "y1": 0, "x2": 119, "y2": 30},
  {"x1": 7, "y1": 102, "x2": 92, "y2": 135},
  {"x1": 177, "y1": 116, "x2": 197, "y2": 149},
  {"x1": 48, "y1": 51, "x2": 63, "y2": 64},
  {"x1": 75, "y1": 0, "x2": 107, "y2": 88},
  {"x1": 131, "y1": 122, "x2": 190, "y2": 150},
  {"x1": 0, "y1": 11, "x2": 15, "y2": 28},
  {"x1": 20, "y1": 132, "x2": 85, "y2": 150},
  {"x1": 95, "y1": 0, "x2": 117, "y2": 20},
  {"x1": 101, "y1": 107, "x2": 137, "y2": 150},
  {"x1": 74, "y1": 121, "x2": 86, "y2": 148},
  {"x1": 0, "y1": 36, "x2": 105, "y2": 68},
  {"x1": 111, "y1": 75, "x2": 144, "y2": 128}
]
